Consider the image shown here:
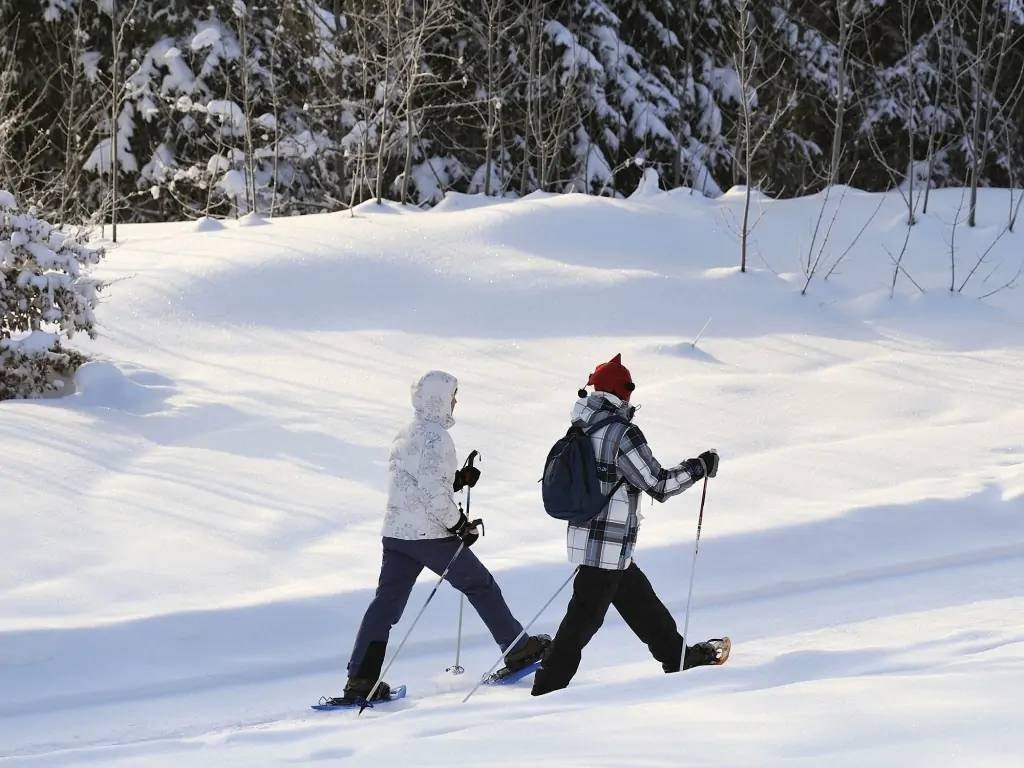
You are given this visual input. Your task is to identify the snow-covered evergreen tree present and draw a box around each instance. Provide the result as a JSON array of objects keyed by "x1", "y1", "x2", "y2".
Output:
[{"x1": 0, "y1": 191, "x2": 104, "y2": 399}]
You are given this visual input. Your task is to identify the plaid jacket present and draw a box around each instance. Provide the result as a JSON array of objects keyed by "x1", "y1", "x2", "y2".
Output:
[{"x1": 566, "y1": 392, "x2": 701, "y2": 570}]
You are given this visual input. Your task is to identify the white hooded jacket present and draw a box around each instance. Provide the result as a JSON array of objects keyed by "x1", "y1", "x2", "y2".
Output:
[{"x1": 381, "y1": 370, "x2": 464, "y2": 540}]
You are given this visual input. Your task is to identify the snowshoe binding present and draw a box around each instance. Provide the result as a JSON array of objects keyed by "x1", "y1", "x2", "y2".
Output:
[
  {"x1": 312, "y1": 678, "x2": 405, "y2": 710},
  {"x1": 486, "y1": 634, "x2": 551, "y2": 685},
  {"x1": 684, "y1": 637, "x2": 731, "y2": 669}
]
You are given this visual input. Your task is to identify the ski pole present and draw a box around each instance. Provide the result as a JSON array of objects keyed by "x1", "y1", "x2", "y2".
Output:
[
  {"x1": 359, "y1": 541, "x2": 468, "y2": 715},
  {"x1": 447, "y1": 595, "x2": 465, "y2": 675},
  {"x1": 462, "y1": 565, "x2": 580, "y2": 704},
  {"x1": 680, "y1": 470, "x2": 710, "y2": 671},
  {"x1": 448, "y1": 450, "x2": 479, "y2": 676}
]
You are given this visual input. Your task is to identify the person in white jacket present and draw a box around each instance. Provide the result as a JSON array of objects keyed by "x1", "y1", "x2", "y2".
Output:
[{"x1": 337, "y1": 370, "x2": 548, "y2": 703}]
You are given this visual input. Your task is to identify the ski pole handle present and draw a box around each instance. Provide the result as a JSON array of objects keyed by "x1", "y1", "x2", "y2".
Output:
[{"x1": 462, "y1": 451, "x2": 480, "y2": 518}]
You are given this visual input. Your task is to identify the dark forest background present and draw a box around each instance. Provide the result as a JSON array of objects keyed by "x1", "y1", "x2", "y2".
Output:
[{"x1": 1, "y1": 0, "x2": 1022, "y2": 224}]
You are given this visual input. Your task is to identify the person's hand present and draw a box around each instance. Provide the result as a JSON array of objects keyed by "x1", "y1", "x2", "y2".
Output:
[
  {"x1": 453, "y1": 466, "x2": 481, "y2": 492},
  {"x1": 698, "y1": 449, "x2": 719, "y2": 479},
  {"x1": 447, "y1": 512, "x2": 484, "y2": 547}
]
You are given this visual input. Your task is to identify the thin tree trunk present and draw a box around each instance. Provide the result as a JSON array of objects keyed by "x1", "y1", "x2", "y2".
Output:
[
  {"x1": 269, "y1": 28, "x2": 281, "y2": 217},
  {"x1": 520, "y1": 0, "x2": 539, "y2": 196},
  {"x1": 238, "y1": 11, "x2": 257, "y2": 214},
  {"x1": 59, "y1": 3, "x2": 85, "y2": 224},
  {"x1": 968, "y1": 2, "x2": 990, "y2": 227},
  {"x1": 922, "y1": 6, "x2": 952, "y2": 214},
  {"x1": 829, "y1": 1, "x2": 849, "y2": 188},
  {"x1": 902, "y1": 0, "x2": 916, "y2": 226},
  {"x1": 674, "y1": 0, "x2": 698, "y2": 188},
  {"x1": 484, "y1": 1, "x2": 496, "y2": 195},
  {"x1": 400, "y1": 1, "x2": 417, "y2": 204},
  {"x1": 375, "y1": 3, "x2": 393, "y2": 205},
  {"x1": 972, "y1": 0, "x2": 1014, "y2": 226},
  {"x1": 110, "y1": 0, "x2": 119, "y2": 242}
]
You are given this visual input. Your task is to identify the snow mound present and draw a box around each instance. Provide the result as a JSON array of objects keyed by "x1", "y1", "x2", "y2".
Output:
[
  {"x1": 193, "y1": 216, "x2": 225, "y2": 232},
  {"x1": 72, "y1": 362, "x2": 173, "y2": 414},
  {"x1": 352, "y1": 198, "x2": 411, "y2": 216},
  {"x1": 654, "y1": 341, "x2": 723, "y2": 364},
  {"x1": 630, "y1": 167, "x2": 662, "y2": 198},
  {"x1": 238, "y1": 212, "x2": 269, "y2": 227},
  {"x1": 433, "y1": 191, "x2": 511, "y2": 212}
]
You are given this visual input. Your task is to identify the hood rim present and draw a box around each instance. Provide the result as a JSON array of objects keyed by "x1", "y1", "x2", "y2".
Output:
[{"x1": 411, "y1": 370, "x2": 458, "y2": 429}]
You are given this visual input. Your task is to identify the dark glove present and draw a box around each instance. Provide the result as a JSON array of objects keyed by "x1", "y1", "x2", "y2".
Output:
[
  {"x1": 683, "y1": 458, "x2": 706, "y2": 481},
  {"x1": 698, "y1": 449, "x2": 719, "y2": 478},
  {"x1": 453, "y1": 466, "x2": 481, "y2": 492},
  {"x1": 447, "y1": 512, "x2": 484, "y2": 547}
]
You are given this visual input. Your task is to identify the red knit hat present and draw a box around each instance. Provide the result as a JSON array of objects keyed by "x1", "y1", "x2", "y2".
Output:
[{"x1": 587, "y1": 354, "x2": 635, "y2": 401}]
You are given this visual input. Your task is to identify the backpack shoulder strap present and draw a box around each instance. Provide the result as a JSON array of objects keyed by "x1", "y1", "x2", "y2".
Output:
[
  {"x1": 582, "y1": 414, "x2": 630, "y2": 436},
  {"x1": 582, "y1": 414, "x2": 631, "y2": 500}
]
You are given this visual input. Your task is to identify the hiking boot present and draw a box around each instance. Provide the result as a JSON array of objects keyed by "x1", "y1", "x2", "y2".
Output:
[
  {"x1": 504, "y1": 634, "x2": 551, "y2": 673},
  {"x1": 681, "y1": 637, "x2": 731, "y2": 670},
  {"x1": 331, "y1": 677, "x2": 392, "y2": 705}
]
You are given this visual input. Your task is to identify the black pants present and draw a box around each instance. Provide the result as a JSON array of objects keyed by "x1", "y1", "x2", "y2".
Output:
[{"x1": 532, "y1": 562, "x2": 707, "y2": 696}]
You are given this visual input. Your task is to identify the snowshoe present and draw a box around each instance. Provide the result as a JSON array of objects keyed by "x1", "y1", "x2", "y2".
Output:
[
  {"x1": 705, "y1": 637, "x2": 731, "y2": 665},
  {"x1": 312, "y1": 684, "x2": 407, "y2": 711},
  {"x1": 689, "y1": 637, "x2": 731, "y2": 667},
  {"x1": 484, "y1": 634, "x2": 551, "y2": 685},
  {"x1": 485, "y1": 659, "x2": 543, "y2": 686}
]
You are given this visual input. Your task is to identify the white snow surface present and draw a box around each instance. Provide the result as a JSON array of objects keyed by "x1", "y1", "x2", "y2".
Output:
[{"x1": 2, "y1": 188, "x2": 1023, "y2": 766}]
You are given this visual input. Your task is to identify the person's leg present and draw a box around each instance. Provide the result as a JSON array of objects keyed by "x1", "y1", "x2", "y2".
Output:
[
  {"x1": 531, "y1": 566, "x2": 622, "y2": 696},
  {"x1": 346, "y1": 541, "x2": 423, "y2": 682},
  {"x1": 389, "y1": 537, "x2": 526, "y2": 653},
  {"x1": 611, "y1": 562, "x2": 712, "y2": 671}
]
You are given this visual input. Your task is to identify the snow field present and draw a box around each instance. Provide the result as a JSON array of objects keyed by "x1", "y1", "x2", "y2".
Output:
[{"x1": 1, "y1": 186, "x2": 1022, "y2": 765}]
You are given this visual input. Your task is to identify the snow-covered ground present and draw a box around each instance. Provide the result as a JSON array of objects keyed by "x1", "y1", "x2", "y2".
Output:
[{"x1": 2, "y1": 185, "x2": 1022, "y2": 766}]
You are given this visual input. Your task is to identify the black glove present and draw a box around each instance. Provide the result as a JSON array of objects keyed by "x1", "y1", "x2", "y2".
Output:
[
  {"x1": 698, "y1": 449, "x2": 719, "y2": 479},
  {"x1": 447, "y1": 512, "x2": 484, "y2": 547},
  {"x1": 453, "y1": 466, "x2": 481, "y2": 492},
  {"x1": 684, "y1": 458, "x2": 706, "y2": 480}
]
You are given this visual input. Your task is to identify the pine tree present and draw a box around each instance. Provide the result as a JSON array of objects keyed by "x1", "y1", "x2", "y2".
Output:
[{"x1": 0, "y1": 190, "x2": 105, "y2": 399}]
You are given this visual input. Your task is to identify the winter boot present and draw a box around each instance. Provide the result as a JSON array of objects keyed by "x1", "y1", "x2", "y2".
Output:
[
  {"x1": 329, "y1": 677, "x2": 393, "y2": 705},
  {"x1": 682, "y1": 637, "x2": 731, "y2": 670},
  {"x1": 503, "y1": 634, "x2": 551, "y2": 673}
]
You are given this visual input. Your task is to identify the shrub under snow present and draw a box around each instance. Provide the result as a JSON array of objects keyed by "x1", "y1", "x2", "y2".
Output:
[{"x1": 0, "y1": 192, "x2": 105, "y2": 399}]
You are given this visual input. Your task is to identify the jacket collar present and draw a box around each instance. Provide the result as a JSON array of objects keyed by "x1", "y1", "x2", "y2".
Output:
[{"x1": 572, "y1": 390, "x2": 637, "y2": 427}]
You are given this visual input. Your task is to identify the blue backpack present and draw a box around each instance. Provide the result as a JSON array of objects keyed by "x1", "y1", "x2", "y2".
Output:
[{"x1": 542, "y1": 415, "x2": 629, "y2": 524}]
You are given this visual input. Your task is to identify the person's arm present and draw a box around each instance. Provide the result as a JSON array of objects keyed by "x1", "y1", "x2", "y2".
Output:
[
  {"x1": 615, "y1": 424, "x2": 704, "y2": 502},
  {"x1": 417, "y1": 427, "x2": 463, "y2": 529}
]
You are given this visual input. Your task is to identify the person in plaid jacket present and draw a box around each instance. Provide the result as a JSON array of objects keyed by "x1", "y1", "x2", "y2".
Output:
[{"x1": 532, "y1": 354, "x2": 726, "y2": 696}]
